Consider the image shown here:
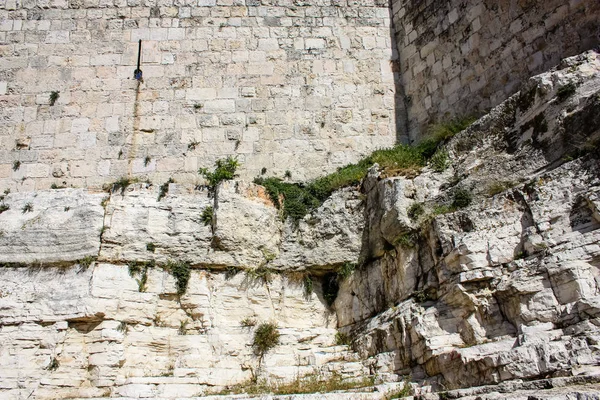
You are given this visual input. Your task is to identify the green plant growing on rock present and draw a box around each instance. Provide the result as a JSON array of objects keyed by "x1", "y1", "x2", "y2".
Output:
[
  {"x1": 166, "y1": 260, "x2": 191, "y2": 296},
  {"x1": 517, "y1": 85, "x2": 538, "y2": 112},
  {"x1": 21, "y1": 202, "x2": 33, "y2": 213},
  {"x1": 246, "y1": 266, "x2": 273, "y2": 285},
  {"x1": 49, "y1": 91, "x2": 60, "y2": 106},
  {"x1": 0, "y1": 204, "x2": 9, "y2": 214},
  {"x1": 413, "y1": 288, "x2": 436, "y2": 303},
  {"x1": 136, "y1": 267, "x2": 148, "y2": 292},
  {"x1": 452, "y1": 188, "x2": 473, "y2": 209},
  {"x1": 157, "y1": 178, "x2": 174, "y2": 201},
  {"x1": 117, "y1": 321, "x2": 128, "y2": 333},
  {"x1": 199, "y1": 156, "x2": 239, "y2": 189},
  {"x1": 335, "y1": 331, "x2": 351, "y2": 346},
  {"x1": 46, "y1": 357, "x2": 59, "y2": 371},
  {"x1": 433, "y1": 204, "x2": 454, "y2": 215},
  {"x1": 255, "y1": 119, "x2": 476, "y2": 223},
  {"x1": 200, "y1": 206, "x2": 213, "y2": 226},
  {"x1": 388, "y1": 376, "x2": 414, "y2": 399},
  {"x1": 427, "y1": 116, "x2": 477, "y2": 143},
  {"x1": 178, "y1": 320, "x2": 188, "y2": 335},
  {"x1": 217, "y1": 370, "x2": 374, "y2": 396},
  {"x1": 110, "y1": 176, "x2": 138, "y2": 195},
  {"x1": 438, "y1": 391, "x2": 450, "y2": 400},
  {"x1": 556, "y1": 82, "x2": 578, "y2": 102},
  {"x1": 430, "y1": 149, "x2": 450, "y2": 172},
  {"x1": 127, "y1": 261, "x2": 153, "y2": 292},
  {"x1": 407, "y1": 202, "x2": 424, "y2": 221},
  {"x1": 303, "y1": 274, "x2": 313, "y2": 297},
  {"x1": 252, "y1": 322, "x2": 280, "y2": 357},
  {"x1": 337, "y1": 262, "x2": 356, "y2": 280},
  {"x1": 146, "y1": 242, "x2": 156, "y2": 252},
  {"x1": 394, "y1": 231, "x2": 418, "y2": 248},
  {"x1": 240, "y1": 317, "x2": 257, "y2": 327},
  {"x1": 225, "y1": 266, "x2": 240, "y2": 280},
  {"x1": 78, "y1": 256, "x2": 95, "y2": 269},
  {"x1": 486, "y1": 181, "x2": 516, "y2": 197}
]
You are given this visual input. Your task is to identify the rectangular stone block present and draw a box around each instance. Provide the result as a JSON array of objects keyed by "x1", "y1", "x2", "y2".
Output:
[{"x1": 203, "y1": 99, "x2": 236, "y2": 113}]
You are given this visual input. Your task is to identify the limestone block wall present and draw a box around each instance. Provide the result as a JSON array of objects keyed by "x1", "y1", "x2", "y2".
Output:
[
  {"x1": 0, "y1": 0, "x2": 401, "y2": 193},
  {"x1": 391, "y1": 0, "x2": 600, "y2": 140}
]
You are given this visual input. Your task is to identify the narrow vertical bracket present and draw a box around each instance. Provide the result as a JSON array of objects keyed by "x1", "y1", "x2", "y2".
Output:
[{"x1": 134, "y1": 39, "x2": 143, "y2": 82}]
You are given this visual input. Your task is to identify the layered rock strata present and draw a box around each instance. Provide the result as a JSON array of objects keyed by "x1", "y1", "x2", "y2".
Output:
[{"x1": 0, "y1": 52, "x2": 599, "y2": 399}]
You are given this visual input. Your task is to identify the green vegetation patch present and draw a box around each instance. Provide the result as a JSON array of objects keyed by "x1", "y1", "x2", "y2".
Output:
[
  {"x1": 166, "y1": 260, "x2": 191, "y2": 296},
  {"x1": 426, "y1": 116, "x2": 477, "y2": 143},
  {"x1": 256, "y1": 145, "x2": 429, "y2": 222},
  {"x1": 256, "y1": 117, "x2": 475, "y2": 222},
  {"x1": 200, "y1": 206, "x2": 213, "y2": 226},
  {"x1": 199, "y1": 156, "x2": 239, "y2": 189},
  {"x1": 430, "y1": 149, "x2": 450, "y2": 172},
  {"x1": 252, "y1": 322, "x2": 280, "y2": 357},
  {"x1": 452, "y1": 188, "x2": 473, "y2": 209},
  {"x1": 219, "y1": 371, "x2": 374, "y2": 396},
  {"x1": 110, "y1": 176, "x2": 139, "y2": 195},
  {"x1": 157, "y1": 177, "x2": 174, "y2": 201},
  {"x1": 556, "y1": 82, "x2": 578, "y2": 102},
  {"x1": 407, "y1": 202, "x2": 424, "y2": 221},
  {"x1": 335, "y1": 331, "x2": 352, "y2": 346}
]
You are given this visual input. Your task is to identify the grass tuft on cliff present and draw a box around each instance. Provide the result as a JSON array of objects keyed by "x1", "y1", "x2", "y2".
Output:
[{"x1": 255, "y1": 116, "x2": 474, "y2": 222}]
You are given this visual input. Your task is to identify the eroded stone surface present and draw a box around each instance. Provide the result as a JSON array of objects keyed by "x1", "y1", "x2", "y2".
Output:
[
  {"x1": 0, "y1": 188, "x2": 105, "y2": 264},
  {"x1": 337, "y1": 51, "x2": 600, "y2": 392},
  {"x1": 0, "y1": 264, "x2": 366, "y2": 399}
]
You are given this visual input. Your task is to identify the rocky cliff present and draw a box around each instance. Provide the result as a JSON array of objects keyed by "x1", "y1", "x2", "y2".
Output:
[{"x1": 0, "y1": 52, "x2": 599, "y2": 399}]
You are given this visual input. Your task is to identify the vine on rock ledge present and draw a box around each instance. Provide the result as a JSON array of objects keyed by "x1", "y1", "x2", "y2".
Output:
[{"x1": 255, "y1": 116, "x2": 475, "y2": 222}]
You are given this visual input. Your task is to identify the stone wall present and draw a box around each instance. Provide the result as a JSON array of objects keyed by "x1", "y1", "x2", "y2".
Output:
[
  {"x1": 391, "y1": 0, "x2": 600, "y2": 140},
  {"x1": 0, "y1": 0, "x2": 401, "y2": 193}
]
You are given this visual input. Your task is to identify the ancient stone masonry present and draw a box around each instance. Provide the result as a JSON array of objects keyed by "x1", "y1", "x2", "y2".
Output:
[
  {"x1": 2, "y1": 0, "x2": 599, "y2": 191},
  {"x1": 390, "y1": 0, "x2": 600, "y2": 140},
  {"x1": 0, "y1": 0, "x2": 400, "y2": 192}
]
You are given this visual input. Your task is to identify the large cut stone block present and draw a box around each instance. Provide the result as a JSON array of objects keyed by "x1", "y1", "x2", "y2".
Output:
[{"x1": 0, "y1": 189, "x2": 105, "y2": 264}]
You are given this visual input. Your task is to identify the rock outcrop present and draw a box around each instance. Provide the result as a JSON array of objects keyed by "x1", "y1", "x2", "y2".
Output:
[
  {"x1": 337, "y1": 50, "x2": 600, "y2": 394},
  {"x1": 0, "y1": 51, "x2": 599, "y2": 399}
]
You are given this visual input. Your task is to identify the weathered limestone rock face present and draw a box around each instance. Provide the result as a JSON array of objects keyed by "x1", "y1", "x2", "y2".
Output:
[
  {"x1": 0, "y1": 170, "x2": 366, "y2": 399},
  {"x1": 0, "y1": 265, "x2": 366, "y2": 399},
  {"x1": 0, "y1": 51, "x2": 600, "y2": 399},
  {"x1": 0, "y1": 189, "x2": 105, "y2": 264},
  {"x1": 98, "y1": 180, "x2": 363, "y2": 270},
  {"x1": 336, "y1": 51, "x2": 600, "y2": 393}
]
